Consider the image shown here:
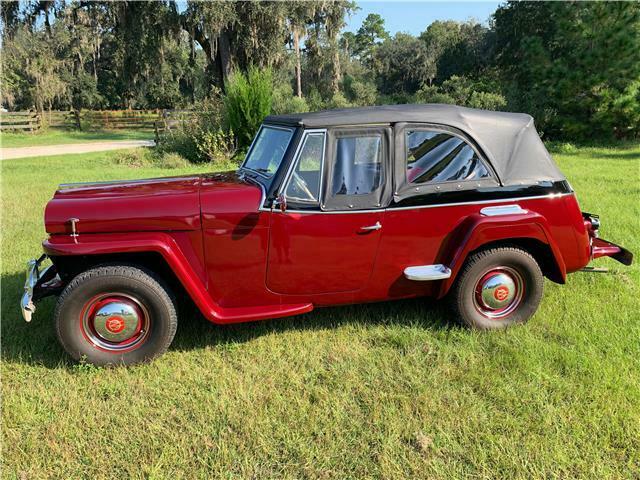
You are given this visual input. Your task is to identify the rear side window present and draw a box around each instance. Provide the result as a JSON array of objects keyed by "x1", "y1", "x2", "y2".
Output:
[
  {"x1": 406, "y1": 130, "x2": 490, "y2": 184},
  {"x1": 332, "y1": 135, "x2": 382, "y2": 195}
]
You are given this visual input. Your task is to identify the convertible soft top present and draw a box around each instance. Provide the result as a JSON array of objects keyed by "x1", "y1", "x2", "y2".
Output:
[{"x1": 265, "y1": 104, "x2": 566, "y2": 187}]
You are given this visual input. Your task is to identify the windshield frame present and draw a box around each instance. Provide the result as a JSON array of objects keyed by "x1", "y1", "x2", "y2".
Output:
[{"x1": 239, "y1": 124, "x2": 296, "y2": 180}]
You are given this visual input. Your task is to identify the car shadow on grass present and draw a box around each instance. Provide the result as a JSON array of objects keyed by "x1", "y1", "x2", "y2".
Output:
[{"x1": 1, "y1": 271, "x2": 457, "y2": 369}]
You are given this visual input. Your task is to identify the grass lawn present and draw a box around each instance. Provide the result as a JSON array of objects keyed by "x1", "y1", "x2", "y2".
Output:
[
  {"x1": 1, "y1": 145, "x2": 639, "y2": 478},
  {"x1": 0, "y1": 129, "x2": 154, "y2": 148}
]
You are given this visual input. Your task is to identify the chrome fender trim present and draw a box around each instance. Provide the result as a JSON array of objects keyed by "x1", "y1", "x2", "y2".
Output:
[{"x1": 480, "y1": 204, "x2": 527, "y2": 216}]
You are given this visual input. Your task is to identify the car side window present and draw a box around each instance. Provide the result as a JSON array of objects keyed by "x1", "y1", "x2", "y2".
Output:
[
  {"x1": 285, "y1": 133, "x2": 325, "y2": 203},
  {"x1": 406, "y1": 130, "x2": 490, "y2": 184},
  {"x1": 332, "y1": 134, "x2": 382, "y2": 196}
]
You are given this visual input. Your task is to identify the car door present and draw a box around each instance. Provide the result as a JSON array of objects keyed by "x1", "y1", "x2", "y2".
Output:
[{"x1": 267, "y1": 127, "x2": 392, "y2": 295}]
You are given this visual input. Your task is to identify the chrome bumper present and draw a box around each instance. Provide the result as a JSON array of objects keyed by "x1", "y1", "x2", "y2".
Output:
[{"x1": 21, "y1": 255, "x2": 49, "y2": 322}]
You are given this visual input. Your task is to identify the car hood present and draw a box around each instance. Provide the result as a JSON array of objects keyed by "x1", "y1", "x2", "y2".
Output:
[{"x1": 44, "y1": 171, "x2": 262, "y2": 235}]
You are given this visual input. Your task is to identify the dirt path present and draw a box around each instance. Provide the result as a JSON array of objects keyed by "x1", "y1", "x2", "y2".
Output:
[{"x1": 0, "y1": 140, "x2": 155, "y2": 160}]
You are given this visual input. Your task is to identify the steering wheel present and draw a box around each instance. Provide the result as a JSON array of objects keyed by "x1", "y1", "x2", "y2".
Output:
[{"x1": 292, "y1": 171, "x2": 316, "y2": 201}]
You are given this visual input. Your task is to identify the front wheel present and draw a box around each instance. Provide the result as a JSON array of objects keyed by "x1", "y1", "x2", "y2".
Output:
[
  {"x1": 55, "y1": 265, "x2": 178, "y2": 366},
  {"x1": 449, "y1": 247, "x2": 544, "y2": 330}
]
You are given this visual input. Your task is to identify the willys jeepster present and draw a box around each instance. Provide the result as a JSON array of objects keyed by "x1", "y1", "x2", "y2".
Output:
[{"x1": 21, "y1": 104, "x2": 632, "y2": 365}]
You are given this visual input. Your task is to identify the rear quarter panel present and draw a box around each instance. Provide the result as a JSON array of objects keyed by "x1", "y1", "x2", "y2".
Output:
[{"x1": 365, "y1": 193, "x2": 588, "y2": 301}]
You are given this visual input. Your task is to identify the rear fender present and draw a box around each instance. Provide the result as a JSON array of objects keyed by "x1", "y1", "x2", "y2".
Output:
[
  {"x1": 435, "y1": 211, "x2": 566, "y2": 298},
  {"x1": 43, "y1": 233, "x2": 312, "y2": 324}
]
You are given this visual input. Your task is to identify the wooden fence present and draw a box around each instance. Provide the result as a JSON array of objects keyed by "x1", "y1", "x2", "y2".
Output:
[
  {"x1": 0, "y1": 111, "x2": 41, "y2": 131},
  {"x1": 0, "y1": 109, "x2": 195, "y2": 134},
  {"x1": 153, "y1": 110, "x2": 196, "y2": 142}
]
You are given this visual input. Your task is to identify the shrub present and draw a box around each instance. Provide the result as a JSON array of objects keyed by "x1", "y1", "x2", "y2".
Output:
[
  {"x1": 306, "y1": 88, "x2": 325, "y2": 112},
  {"x1": 113, "y1": 148, "x2": 154, "y2": 168},
  {"x1": 155, "y1": 152, "x2": 190, "y2": 169},
  {"x1": 343, "y1": 76, "x2": 378, "y2": 106},
  {"x1": 223, "y1": 66, "x2": 273, "y2": 149},
  {"x1": 272, "y1": 84, "x2": 309, "y2": 114},
  {"x1": 155, "y1": 128, "x2": 200, "y2": 163},
  {"x1": 416, "y1": 75, "x2": 507, "y2": 111},
  {"x1": 415, "y1": 85, "x2": 455, "y2": 105},
  {"x1": 195, "y1": 128, "x2": 237, "y2": 164},
  {"x1": 377, "y1": 92, "x2": 418, "y2": 105},
  {"x1": 326, "y1": 91, "x2": 352, "y2": 109},
  {"x1": 467, "y1": 91, "x2": 507, "y2": 111}
]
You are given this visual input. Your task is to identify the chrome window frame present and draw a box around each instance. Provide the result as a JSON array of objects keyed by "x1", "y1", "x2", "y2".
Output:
[
  {"x1": 239, "y1": 124, "x2": 296, "y2": 179},
  {"x1": 278, "y1": 129, "x2": 327, "y2": 208}
]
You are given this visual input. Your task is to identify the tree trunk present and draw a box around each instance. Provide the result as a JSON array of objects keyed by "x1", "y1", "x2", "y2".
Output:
[
  {"x1": 293, "y1": 27, "x2": 302, "y2": 98},
  {"x1": 332, "y1": 47, "x2": 341, "y2": 94},
  {"x1": 74, "y1": 108, "x2": 82, "y2": 130},
  {"x1": 190, "y1": 24, "x2": 228, "y2": 94},
  {"x1": 217, "y1": 29, "x2": 232, "y2": 88}
]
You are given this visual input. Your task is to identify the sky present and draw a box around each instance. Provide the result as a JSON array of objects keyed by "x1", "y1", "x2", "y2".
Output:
[{"x1": 344, "y1": 1, "x2": 503, "y2": 35}]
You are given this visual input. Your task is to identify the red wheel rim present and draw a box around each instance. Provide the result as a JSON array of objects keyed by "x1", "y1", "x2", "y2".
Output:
[
  {"x1": 472, "y1": 266, "x2": 524, "y2": 319},
  {"x1": 79, "y1": 293, "x2": 150, "y2": 353}
]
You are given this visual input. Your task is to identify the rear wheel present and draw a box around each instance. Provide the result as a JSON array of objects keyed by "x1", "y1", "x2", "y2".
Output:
[
  {"x1": 55, "y1": 265, "x2": 177, "y2": 366},
  {"x1": 450, "y1": 247, "x2": 543, "y2": 330}
]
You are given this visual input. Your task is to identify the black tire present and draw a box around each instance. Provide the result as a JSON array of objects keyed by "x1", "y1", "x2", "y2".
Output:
[
  {"x1": 55, "y1": 264, "x2": 177, "y2": 366},
  {"x1": 449, "y1": 247, "x2": 544, "y2": 330}
]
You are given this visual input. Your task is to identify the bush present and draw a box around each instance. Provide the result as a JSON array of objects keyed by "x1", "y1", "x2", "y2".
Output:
[
  {"x1": 326, "y1": 91, "x2": 352, "y2": 109},
  {"x1": 195, "y1": 128, "x2": 237, "y2": 164},
  {"x1": 415, "y1": 85, "x2": 455, "y2": 105},
  {"x1": 114, "y1": 148, "x2": 155, "y2": 168},
  {"x1": 377, "y1": 92, "x2": 418, "y2": 105},
  {"x1": 114, "y1": 148, "x2": 191, "y2": 169},
  {"x1": 306, "y1": 88, "x2": 325, "y2": 112},
  {"x1": 343, "y1": 76, "x2": 378, "y2": 106},
  {"x1": 272, "y1": 84, "x2": 309, "y2": 114},
  {"x1": 416, "y1": 75, "x2": 507, "y2": 111},
  {"x1": 155, "y1": 152, "x2": 190, "y2": 169},
  {"x1": 223, "y1": 66, "x2": 273, "y2": 148},
  {"x1": 155, "y1": 128, "x2": 200, "y2": 163}
]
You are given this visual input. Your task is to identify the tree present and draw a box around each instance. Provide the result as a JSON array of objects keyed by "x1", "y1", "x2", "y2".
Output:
[
  {"x1": 375, "y1": 33, "x2": 432, "y2": 95},
  {"x1": 353, "y1": 13, "x2": 389, "y2": 66},
  {"x1": 2, "y1": 25, "x2": 68, "y2": 112},
  {"x1": 493, "y1": 1, "x2": 640, "y2": 139},
  {"x1": 286, "y1": 2, "x2": 321, "y2": 98},
  {"x1": 302, "y1": 1, "x2": 355, "y2": 99}
]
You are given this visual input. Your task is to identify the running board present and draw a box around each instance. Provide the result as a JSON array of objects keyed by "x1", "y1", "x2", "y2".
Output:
[{"x1": 404, "y1": 264, "x2": 452, "y2": 281}]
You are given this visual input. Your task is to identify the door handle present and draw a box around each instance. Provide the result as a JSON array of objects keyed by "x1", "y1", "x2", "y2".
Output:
[{"x1": 360, "y1": 222, "x2": 382, "y2": 231}]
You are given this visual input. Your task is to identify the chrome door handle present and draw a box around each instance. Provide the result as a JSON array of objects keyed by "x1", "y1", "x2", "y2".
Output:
[{"x1": 360, "y1": 222, "x2": 382, "y2": 231}]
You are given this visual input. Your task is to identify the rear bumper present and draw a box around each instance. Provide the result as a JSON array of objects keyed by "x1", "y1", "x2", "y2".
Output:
[{"x1": 591, "y1": 238, "x2": 633, "y2": 266}]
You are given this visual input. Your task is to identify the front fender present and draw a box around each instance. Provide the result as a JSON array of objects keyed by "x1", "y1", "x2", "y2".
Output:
[
  {"x1": 435, "y1": 211, "x2": 566, "y2": 298},
  {"x1": 43, "y1": 233, "x2": 312, "y2": 324}
]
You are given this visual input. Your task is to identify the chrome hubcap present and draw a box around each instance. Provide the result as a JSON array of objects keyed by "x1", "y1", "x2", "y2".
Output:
[
  {"x1": 473, "y1": 267, "x2": 524, "y2": 319},
  {"x1": 93, "y1": 301, "x2": 141, "y2": 342},
  {"x1": 81, "y1": 293, "x2": 150, "y2": 352}
]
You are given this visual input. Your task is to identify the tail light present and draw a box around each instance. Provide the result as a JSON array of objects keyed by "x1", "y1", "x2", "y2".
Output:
[{"x1": 582, "y1": 212, "x2": 600, "y2": 238}]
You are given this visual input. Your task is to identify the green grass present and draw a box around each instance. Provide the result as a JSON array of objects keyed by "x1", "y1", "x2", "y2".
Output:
[
  {"x1": 2, "y1": 144, "x2": 639, "y2": 478},
  {"x1": 0, "y1": 129, "x2": 154, "y2": 148}
]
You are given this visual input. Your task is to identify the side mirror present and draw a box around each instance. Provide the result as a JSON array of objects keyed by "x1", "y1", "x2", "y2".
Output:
[{"x1": 275, "y1": 194, "x2": 287, "y2": 213}]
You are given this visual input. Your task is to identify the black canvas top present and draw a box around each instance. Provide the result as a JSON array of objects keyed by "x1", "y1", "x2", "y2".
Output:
[{"x1": 265, "y1": 104, "x2": 566, "y2": 187}]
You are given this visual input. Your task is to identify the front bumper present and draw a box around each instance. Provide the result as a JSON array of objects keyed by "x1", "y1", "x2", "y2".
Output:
[{"x1": 20, "y1": 255, "x2": 59, "y2": 322}]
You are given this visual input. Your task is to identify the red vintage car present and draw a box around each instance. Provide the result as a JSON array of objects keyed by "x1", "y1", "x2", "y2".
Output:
[{"x1": 22, "y1": 105, "x2": 632, "y2": 365}]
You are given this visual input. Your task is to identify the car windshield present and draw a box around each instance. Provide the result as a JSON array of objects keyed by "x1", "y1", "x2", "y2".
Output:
[{"x1": 242, "y1": 126, "x2": 294, "y2": 178}]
